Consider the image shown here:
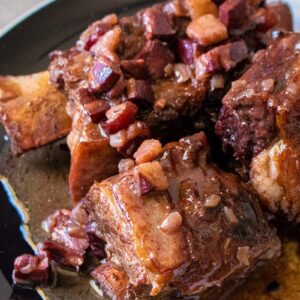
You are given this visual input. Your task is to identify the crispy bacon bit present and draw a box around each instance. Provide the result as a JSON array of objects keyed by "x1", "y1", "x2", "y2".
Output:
[
  {"x1": 134, "y1": 139, "x2": 163, "y2": 164},
  {"x1": 89, "y1": 56, "x2": 121, "y2": 94},
  {"x1": 195, "y1": 49, "x2": 221, "y2": 80},
  {"x1": 121, "y1": 59, "x2": 148, "y2": 79},
  {"x1": 136, "y1": 40, "x2": 175, "y2": 79},
  {"x1": 90, "y1": 26, "x2": 122, "y2": 57},
  {"x1": 143, "y1": 5, "x2": 175, "y2": 40},
  {"x1": 185, "y1": 0, "x2": 218, "y2": 19},
  {"x1": 187, "y1": 14, "x2": 228, "y2": 46},
  {"x1": 195, "y1": 40, "x2": 248, "y2": 79},
  {"x1": 160, "y1": 212, "x2": 183, "y2": 234},
  {"x1": 204, "y1": 194, "x2": 221, "y2": 207},
  {"x1": 102, "y1": 102, "x2": 138, "y2": 135},
  {"x1": 13, "y1": 254, "x2": 50, "y2": 286},
  {"x1": 127, "y1": 79, "x2": 155, "y2": 104},
  {"x1": 219, "y1": 0, "x2": 247, "y2": 30},
  {"x1": 137, "y1": 161, "x2": 169, "y2": 191},
  {"x1": 177, "y1": 38, "x2": 196, "y2": 65},
  {"x1": 224, "y1": 206, "x2": 238, "y2": 224},
  {"x1": 84, "y1": 100, "x2": 110, "y2": 123},
  {"x1": 118, "y1": 158, "x2": 135, "y2": 173},
  {"x1": 237, "y1": 246, "x2": 250, "y2": 266},
  {"x1": 222, "y1": 40, "x2": 248, "y2": 70},
  {"x1": 79, "y1": 23, "x2": 110, "y2": 51}
]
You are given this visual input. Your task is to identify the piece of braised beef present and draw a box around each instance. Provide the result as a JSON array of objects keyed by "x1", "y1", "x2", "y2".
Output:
[
  {"x1": 216, "y1": 33, "x2": 300, "y2": 223},
  {"x1": 85, "y1": 132, "x2": 280, "y2": 299}
]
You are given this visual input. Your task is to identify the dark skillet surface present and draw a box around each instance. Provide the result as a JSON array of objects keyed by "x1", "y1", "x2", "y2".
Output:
[{"x1": 0, "y1": 1, "x2": 160, "y2": 299}]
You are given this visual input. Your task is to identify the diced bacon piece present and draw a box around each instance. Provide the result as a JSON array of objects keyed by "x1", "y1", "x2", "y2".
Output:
[
  {"x1": 185, "y1": 0, "x2": 218, "y2": 19},
  {"x1": 89, "y1": 56, "x2": 121, "y2": 94},
  {"x1": 102, "y1": 102, "x2": 138, "y2": 135},
  {"x1": 84, "y1": 100, "x2": 110, "y2": 123},
  {"x1": 133, "y1": 139, "x2": 163, "y2": 164},
  {"x1": 137, "y1": 161, "x2": 169, "y2": 191},
  {"x1": 195, "y1": 40, "x2": 248, "y2": 79},
  {"x1": 221, "y1": 40, "x2": 248, "y2": 70},
  {"x1": 187, "y1": 14, "x2": 228, "y2": 46},
  {"x1": 109, "y1": 121, "x2": 151, "y2": 156},
  {"x1": 195, "y1": 49, "x2": 221, "y2": 80},
  {"x1": 90, "y1": 26, "x2": 122, "y2": 57}
]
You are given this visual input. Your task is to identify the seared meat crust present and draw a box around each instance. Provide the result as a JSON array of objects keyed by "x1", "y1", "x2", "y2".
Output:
[{"x1": 0, "y1": 71, "x2": 71, "y2": 154}]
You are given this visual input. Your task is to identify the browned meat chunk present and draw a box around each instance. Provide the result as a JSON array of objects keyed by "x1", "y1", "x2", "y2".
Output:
[
  {"x1": 184, "y1": 0, "x2": 218, "y2": 20},
  {"x1": 0, "y1": 71, "x2": 71, "y2": 155},
  {"x1": 45, "y1": 0, "x2": 285, "y2": 204},
  {"x1": 86, "y1": 132, "x2": 280, "y2": 299},
  {"x1": 216, "y1": 33, "x2": 300, "y2": 160},
  {"x1": 68, "y1": 111, "x2": 121, "y2": 203},
  {"x1": 216, "y1": 33, "x2": 300, "y2": 222}
]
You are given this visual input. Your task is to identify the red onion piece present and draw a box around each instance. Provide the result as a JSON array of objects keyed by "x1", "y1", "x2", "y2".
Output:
[{"x1": 102, "y1": 101, "x2": 138, "y2": 135}]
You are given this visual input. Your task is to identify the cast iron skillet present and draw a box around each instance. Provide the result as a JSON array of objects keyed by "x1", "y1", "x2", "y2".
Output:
[{"x1": 0, "y1": 1, "x2": 160, "y2": 299}]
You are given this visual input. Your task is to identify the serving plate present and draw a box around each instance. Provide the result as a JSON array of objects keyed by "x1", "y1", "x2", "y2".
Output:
[{"x1": 0, "y1": 1, "x2": 299, "y2": 299}]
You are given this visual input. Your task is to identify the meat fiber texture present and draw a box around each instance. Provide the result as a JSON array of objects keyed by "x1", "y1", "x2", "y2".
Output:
[
  {"x1": 216, "y1": 33, "x2": 300, "y2": 222},
  {"x1": 86, "y1": 132, "x2": 280, "y2": 299}
]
